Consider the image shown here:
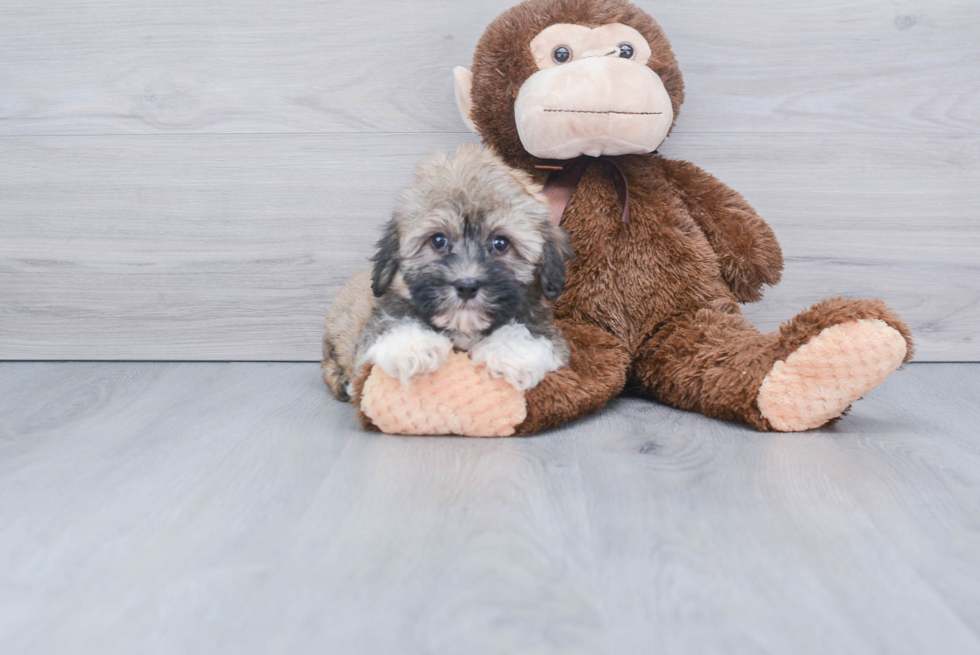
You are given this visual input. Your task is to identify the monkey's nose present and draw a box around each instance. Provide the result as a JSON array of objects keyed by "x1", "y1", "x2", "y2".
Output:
[{"x1": 454, "y1": 278, "x2": 481, "y2": 300}]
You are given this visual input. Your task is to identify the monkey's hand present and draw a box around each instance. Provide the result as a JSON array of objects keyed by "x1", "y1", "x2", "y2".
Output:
[{"x1": 664, "y1": 158, "x2": 784, "y2": 303}]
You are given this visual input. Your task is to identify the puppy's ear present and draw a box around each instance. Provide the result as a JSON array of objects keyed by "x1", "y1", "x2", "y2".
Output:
[
  {"x1": 539, "y1": 226, "x2": 573, "y2": 301},
  {"x1": 371, "y1": 220, "x2": 400, "y2": 297}
]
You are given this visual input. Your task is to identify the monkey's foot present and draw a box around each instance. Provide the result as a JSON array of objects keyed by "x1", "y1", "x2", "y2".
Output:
[
  {"x1": 757, "y1": 319, "x2": 908, "y2": 432},
  {"x1": 359, "y1": 352, "x2": 526, "y2": 437}
]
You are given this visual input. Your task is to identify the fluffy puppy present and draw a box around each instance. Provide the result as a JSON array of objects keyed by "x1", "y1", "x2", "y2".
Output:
[{"x1": 322, "y1": 143, "x2": 571, "y2": 400}]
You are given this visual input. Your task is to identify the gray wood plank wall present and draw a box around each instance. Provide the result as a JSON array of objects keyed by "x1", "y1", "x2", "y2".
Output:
[{"x1": 1, "y1": 0, "x2": 978, "y2": 361}]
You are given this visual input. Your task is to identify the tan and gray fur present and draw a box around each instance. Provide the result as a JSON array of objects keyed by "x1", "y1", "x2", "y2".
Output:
[
  {"x1": 323, "y1": 143, "x2": 572, "y2": 399},
  {"x1": 321, "y1": 269, "x2": 376, "y2": 401}
]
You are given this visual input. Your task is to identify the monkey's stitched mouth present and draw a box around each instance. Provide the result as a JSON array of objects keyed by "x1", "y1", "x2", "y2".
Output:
[{"x1": 543, "y1": 109, "x2": 663, "y2": 115}]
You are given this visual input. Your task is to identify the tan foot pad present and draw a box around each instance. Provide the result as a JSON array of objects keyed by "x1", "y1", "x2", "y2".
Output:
[
  {"x1": 360, "y1": 351, "x2": 527, "y2": 437},
  {"x1": 757, "y1": 319, "x2": 908, "y2": 432}
]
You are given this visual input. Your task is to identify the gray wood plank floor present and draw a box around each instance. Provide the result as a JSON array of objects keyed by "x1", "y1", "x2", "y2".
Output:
[{"x1": 2, "y1": 362, "x2": 978, "y2": 654}]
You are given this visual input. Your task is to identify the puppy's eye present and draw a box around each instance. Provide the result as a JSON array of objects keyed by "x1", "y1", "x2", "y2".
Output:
[
  {"x1": 552, "y1": 45, "x2": 571, "y2": 64},
  {"x1": 430, "y1": 234, "x2": 449, "y2": 250},
  {"x1": 490, "y1": 236, "x2": 510, "y2": 253},
  {"x1": 618, "y1": 43, "x2": 634, "y2": 59}
]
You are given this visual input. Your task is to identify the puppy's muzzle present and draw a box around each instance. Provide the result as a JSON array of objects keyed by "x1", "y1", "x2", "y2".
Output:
[{"x1": 453, "y1": 278, "x2": 481, "y2": 300}]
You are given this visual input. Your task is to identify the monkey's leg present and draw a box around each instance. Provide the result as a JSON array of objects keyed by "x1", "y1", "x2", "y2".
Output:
[
  {"x1": 514, "y1": 321, "x2": 631, "y2": 435},
  {"x1": 631, "y1": 298, "x2": 913, "y2": 431}
]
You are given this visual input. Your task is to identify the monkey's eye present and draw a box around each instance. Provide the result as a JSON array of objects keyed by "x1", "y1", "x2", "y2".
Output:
[
  {"x1": 552, "y1": 45, "x2": 571, "y2": 64},
  {"x1": 618, "y1": 43, "x2": 635, "y2": 59},
  {"x1": 430, "y1": 233, "x2": 449, "y2": 250},
  {"x1": 490, "y1": 235, "x2": 511, "y2": 253}
]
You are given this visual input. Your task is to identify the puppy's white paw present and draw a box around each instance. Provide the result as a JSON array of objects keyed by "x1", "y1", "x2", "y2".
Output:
[
  {"x1": 359, "y1": 321, "x2": 453, "y2": 386},
  {"x1": 469, "y1": 323, "x2": 566, "y2": 391}
]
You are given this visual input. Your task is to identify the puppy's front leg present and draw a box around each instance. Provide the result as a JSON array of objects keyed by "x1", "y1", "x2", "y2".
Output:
[
  {"x1": 358, "y1": 320, "x2": 453, "y2": 386},
  {"x1": 469, "y1": 323, "x2": 567, "y2": 391}
]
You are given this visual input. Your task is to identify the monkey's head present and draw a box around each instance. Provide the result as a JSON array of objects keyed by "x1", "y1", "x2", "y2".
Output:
[{"x1": 454, "y1": 0, "x2": 684, "y2": 162}]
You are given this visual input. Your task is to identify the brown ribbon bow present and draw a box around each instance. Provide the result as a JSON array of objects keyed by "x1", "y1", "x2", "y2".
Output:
[{"x1": 536, "y1": 153, "x2": 653, "y2": 227}]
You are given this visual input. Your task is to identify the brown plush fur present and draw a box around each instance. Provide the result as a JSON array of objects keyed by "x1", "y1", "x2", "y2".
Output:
[{"x1": 458, "y1": 0, "x2": 912, "y2": 435}]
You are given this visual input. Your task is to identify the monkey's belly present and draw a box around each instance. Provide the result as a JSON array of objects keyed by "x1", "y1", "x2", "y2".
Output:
[{"x1": 556, "y1": 222, "x2": 735, "y2": 351}]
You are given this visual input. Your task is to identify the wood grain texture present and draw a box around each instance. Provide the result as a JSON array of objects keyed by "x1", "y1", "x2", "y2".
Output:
[
  {"x1": 1, "y1": 361, "x2": 978, "y2": 653},
  {"x1": 2, "y1": 132, "x2": 976, "y2": 361},
  {"x1": 0, "y1": 0, "x2": 976, "y2": 361},
  {"x1": 0, "y1": 132, "x2": 469, "y2": 360},
  {"x1": 0, "y1": 0, "x2": 977, "y2": 136}
]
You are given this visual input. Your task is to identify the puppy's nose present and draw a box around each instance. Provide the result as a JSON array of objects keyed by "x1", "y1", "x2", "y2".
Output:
[{"x1": 454, "y1": 278, "x2": 481, "y2": 300}]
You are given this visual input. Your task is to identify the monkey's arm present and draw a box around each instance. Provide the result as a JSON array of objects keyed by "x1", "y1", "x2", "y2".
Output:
[
  {"x1": 350, "y1": 319, "x2": 629, "y2": 437},
  {"x1": 663, "y1": 158, "x2": 784, "y2": 303},
  {"x1": 514, "y1": 320, "x2": 630, "y2": 435}
]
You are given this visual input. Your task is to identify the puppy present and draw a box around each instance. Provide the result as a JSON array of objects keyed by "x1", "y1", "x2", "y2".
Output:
[{"x1": 322, "y1": 143, "x2": 571, "y2": 401}]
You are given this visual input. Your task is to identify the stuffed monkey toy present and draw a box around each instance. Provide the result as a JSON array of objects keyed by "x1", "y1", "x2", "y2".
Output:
[{"x1": 342, "y1": 0, "x2": 913, "y2": 436}]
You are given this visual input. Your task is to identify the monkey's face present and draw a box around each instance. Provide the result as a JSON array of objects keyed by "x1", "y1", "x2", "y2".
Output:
[
  {"x1": 514, "y1": 23, "x2": 673, "y2": 159},
  {"x1": 455, "y1": 0, "x2": 684, "y2": 161}
]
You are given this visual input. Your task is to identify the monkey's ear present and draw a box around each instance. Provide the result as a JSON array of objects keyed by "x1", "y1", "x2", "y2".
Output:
[
  {"x1": 539, "y1": 228, "x2": 573, "y2": 301},
  {"x1": 371, "y1": 220, "x2": 400, "y2": 297},
  {"x1": 453, "y1": 67, "x2": 478, "y2": 134}
]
